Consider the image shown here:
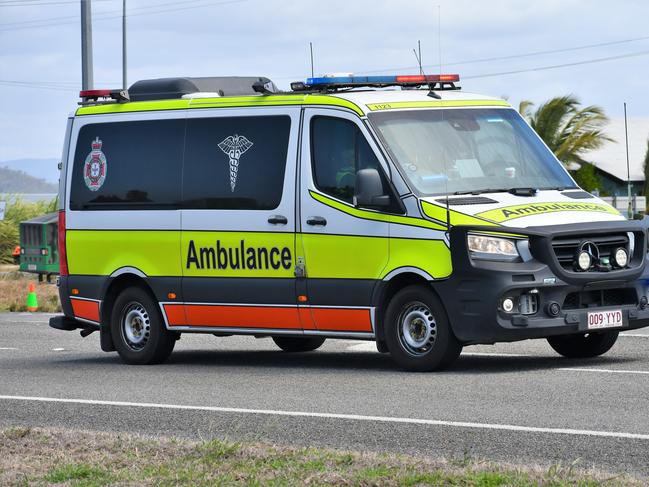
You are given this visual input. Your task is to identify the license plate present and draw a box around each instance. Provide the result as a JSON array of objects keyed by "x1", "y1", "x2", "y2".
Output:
[
  {"x1": 27, "y1": 264, "x2": 36, "y2": 271},
  {"x1": 587, "y1": 309, "x2": 623, "y2": 330}
]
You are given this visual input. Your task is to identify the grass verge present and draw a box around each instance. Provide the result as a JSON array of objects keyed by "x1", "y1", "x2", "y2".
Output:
[
  {"x1": 0, "y1": 426, "x2": 644, "y2": 486},
  {"x1": 0, "y1": 269, "x2": 60, "y2": 312}
]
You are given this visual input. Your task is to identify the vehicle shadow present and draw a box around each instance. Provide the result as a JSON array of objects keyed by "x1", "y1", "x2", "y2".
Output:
[{"x1": 50, "y1": 347, "x2": 643, "y2": 375}]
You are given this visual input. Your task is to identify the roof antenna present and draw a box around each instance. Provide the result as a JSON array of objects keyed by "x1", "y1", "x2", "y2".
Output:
[
  {"x1": 413, "y1": 40, "x2": 423, "y2": 75},
  {"x1": 309, "y1": 42, "x2": 315, "y2": 78},
  {"x1": 437, "y1": 5, "x2": 442, "y2": 75}
]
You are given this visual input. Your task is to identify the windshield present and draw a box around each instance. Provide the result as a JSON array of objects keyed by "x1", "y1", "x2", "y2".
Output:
[{"x1": 367, "y1": 108, "x2": 576, "y2": 196}]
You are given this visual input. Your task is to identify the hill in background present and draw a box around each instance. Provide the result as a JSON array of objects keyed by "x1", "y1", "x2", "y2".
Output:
[
  {"x1": 0, "y1": 158, "x2": 59, "y2": 184},
  {"x1": 0, "y1": 166, "x2": 57, "y2": 193}
]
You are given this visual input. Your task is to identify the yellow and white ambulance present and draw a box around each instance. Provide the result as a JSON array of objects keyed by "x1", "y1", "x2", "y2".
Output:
[{"x1": 49, "y1": 74, "x2": 649, "y2": 370}]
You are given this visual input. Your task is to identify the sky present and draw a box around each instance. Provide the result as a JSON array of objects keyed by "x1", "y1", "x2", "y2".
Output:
[{"x1": 1, "y1": 0, "x2": 649, "y2": 161}]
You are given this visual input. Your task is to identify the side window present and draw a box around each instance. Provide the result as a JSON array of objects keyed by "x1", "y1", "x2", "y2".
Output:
[
  {"x1": 183, "y1": 115, "x2": 291, "y2": 210},
  {"x1": 69, "y1": 119, "x2": 184, "y2": 210},
  {"x1": 311, "y1": 116, "x2": 385, "y2": 204}
]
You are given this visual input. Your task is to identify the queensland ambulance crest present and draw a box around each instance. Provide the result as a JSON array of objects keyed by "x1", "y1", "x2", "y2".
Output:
[
  {"x1": 83, "y1": 137, "x2": 107, "y2": 191},
  {"x1": 217, "y1": 135, "x2": 253, "y2": 192}
]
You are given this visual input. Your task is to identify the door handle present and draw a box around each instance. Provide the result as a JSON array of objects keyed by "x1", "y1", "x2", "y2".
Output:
[
  {"x1": 268, "y1": 215, "x2": 288, "y2": 225},
  {"x1": 306, "y1": 216, "x2": 327, "y2": 226}
]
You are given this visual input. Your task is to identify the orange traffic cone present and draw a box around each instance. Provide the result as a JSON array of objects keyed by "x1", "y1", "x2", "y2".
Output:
[{"x1": 26, "y1": 283, "x2": 38, "y2": 312}]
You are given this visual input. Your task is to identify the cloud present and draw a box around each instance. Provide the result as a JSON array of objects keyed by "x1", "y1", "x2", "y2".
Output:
[{"x1": 1, "y1": 0, "x2": 648, "y2": 158}]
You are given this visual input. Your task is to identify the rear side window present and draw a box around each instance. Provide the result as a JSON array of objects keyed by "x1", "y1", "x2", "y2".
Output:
[
  {"x1": 183, "y1": 115, "x2": 291, "y2": 210},
  {"x1": 311, "y1": 116, "x2": 384, "y2": 204},
  {"x1": 69, "y1": 119, "x2": 184, "y2": 210}
]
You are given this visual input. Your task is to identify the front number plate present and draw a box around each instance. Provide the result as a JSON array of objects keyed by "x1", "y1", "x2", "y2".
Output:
[{"x1": 587, "y1": 309, "x2": 623, "y2": 330}]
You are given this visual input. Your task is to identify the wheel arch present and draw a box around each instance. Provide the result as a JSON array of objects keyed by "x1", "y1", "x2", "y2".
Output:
[
  {"x1": 373, "y1": 268, "x2": 441, "y2": 342},
  {"x1": 99, "y1": 269, "x2": 156, "y2": 352}
]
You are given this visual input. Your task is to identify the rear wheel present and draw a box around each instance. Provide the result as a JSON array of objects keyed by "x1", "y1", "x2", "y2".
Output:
[
  {"x1": 272, "y1": 336, "x2": 325, "y2": 352},
  {"x1": 547, "y1": 331, "x2": 619, "y2": 358},
  {"x1": 384, "y1": 285, "x2": 462, "y2": 371},
  {"x1": 111, "y1": 286, "x2": 176, "y2": 365}
]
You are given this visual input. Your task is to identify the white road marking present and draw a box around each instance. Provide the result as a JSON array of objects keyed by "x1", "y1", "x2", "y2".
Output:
[
  {"x1": 51, "y1": 348, "x2": 66, "y2": 352},
  {"x1": 0, "y1": 394, "x2": 648, "y2": 441},
  {"x1": 620, "y1": 333, "x2": 649, "y2": 338},
  {"x1": 0, "y1": 347, "x2": 17, "y2": 350},
  {"x1": 462, "y1": 352, "x2": 528, "y2": 358},
  {"x1": 559, "y1": 368, "x2": 649, "y2": 375},
  {"x1": 346, "y1": 343, "x2": 376, "y2": 352},
  {"x1": 346, "y1": 343, "x2": 528, "y2": 358}
]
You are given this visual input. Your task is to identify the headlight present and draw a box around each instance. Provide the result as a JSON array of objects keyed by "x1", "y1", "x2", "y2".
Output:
[{"x1": 467, "y1": 233, "x2": 521, "y2": 262}]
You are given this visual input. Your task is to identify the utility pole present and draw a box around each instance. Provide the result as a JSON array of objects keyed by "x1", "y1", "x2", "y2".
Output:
[
  {"x1": 624, "y1": 102, "x2": 633, "y2": 219},
  {"x1": 80, "y1": 0, "x2": 94, "y2": 90},
  {"x1": 122, "y1": 0, "x2": 127, "y2": 89}
]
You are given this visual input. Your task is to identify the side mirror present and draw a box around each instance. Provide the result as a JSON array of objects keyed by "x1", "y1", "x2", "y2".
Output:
[{"x1": 354, "y1": 168, "x2": 391, "y2": 208}]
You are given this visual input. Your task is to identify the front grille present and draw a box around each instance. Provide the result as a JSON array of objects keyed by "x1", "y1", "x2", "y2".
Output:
[
  {"x1": 562, "y1": 288, "x2": 637, "y2": 310},
  {"x1": 551, "y1": 233, "x2": 630, "y2": 271}
]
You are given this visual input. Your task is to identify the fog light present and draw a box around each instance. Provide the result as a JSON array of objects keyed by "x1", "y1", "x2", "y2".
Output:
[
  {"x1": 547, "y1": 301, "x2": 561, "y2": 317},
  {"x1": 502, "y1": 298, "x2": 515, "y2": 313},
  {"x1": 576, "y1": 251, "x2": 592, "y2": 271},
  {"x1": 612, "y1": 247, "x2": 628, "y2": 268},
  {"x1": 640, "y1": 296, "x2": 648, "y2": 310}
]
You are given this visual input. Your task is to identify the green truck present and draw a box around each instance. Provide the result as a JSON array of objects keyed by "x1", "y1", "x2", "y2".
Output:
[{"x1": 19, "y1": 212, "x2": 59, "y2": 282}]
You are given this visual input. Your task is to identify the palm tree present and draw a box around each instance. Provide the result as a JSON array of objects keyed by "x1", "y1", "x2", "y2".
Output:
[{"x1": 518, "y1": 95, "x2": 613, "y2": 168}]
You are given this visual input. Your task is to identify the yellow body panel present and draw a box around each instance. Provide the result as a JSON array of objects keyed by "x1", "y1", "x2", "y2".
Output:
[
  {"x1": 67, "y1": 230, "x2": 182, "y2": 276},
  {"x1": 476, "y1": 202, "x2": 621, "y2": 223},
  {"x1": 77, "y1": 94, "x2": 364, "y2": 117},
  {"x1": 366, "y1": 100, "x2": 510, "y2": 111}
]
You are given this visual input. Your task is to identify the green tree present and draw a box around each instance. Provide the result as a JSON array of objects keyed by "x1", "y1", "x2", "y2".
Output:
[
  {"x1": 571, "y1": 162, "x2": 602, "y2": 194},
  {"x1": 0, "y1": 197, "x2": 57, "y2": 264},
  {"x1": 519, "y1": 95, "x2": 612, "y2": 192}
]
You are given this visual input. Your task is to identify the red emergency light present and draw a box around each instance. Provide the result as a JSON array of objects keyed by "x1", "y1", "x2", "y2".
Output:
[{"x1": 79, "y1": 89, "x2": 130, "y2": 104}]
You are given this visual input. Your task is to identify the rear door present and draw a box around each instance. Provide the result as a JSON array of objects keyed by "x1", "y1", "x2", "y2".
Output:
[{"x1": 172, "y1": 107, "x2": 303, "y2": 332}]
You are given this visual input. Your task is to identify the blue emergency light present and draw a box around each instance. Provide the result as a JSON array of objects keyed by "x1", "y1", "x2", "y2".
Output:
[{"x1": 291, "y1": 74, "x2": 460, "y2": 91}]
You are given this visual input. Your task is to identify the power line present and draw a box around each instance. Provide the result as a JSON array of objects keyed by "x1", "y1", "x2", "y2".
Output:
[
  {"x1": 463, "y1": 49, "x2": 649, "y2": 80},
  {"x1": 355, "y1": 35, "x2": 649, "y2": 74},
  {"x1": 0, "y1": 0, "x2": 111, "y2": 7},
  {"x1": 0, "y1": 0, "x2": 211, "y2": 27},
  {"x1": 0, "y1": 0, "x2": 249, "y2": 31}
]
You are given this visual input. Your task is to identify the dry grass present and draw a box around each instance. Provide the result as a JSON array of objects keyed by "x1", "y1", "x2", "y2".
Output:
[
  {"x1": 0, "y1": 426, "x2": 645, "y2": 486},
  {"x1": 0, "y1": 270, "x2": 60, "y2": 313}
]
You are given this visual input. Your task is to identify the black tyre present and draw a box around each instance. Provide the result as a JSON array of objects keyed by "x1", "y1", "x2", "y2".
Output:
[
  {"x1": 272, "y1": 336, "x2": 325, "y2": 352},
  {"x1": 384, "y1": 285, "x2": 462, "y2": 371},
  {"x1": 547, "y1": 331, "x2": 619, "y2": 358},
  {"x1": 111, "y1": 286, "x2": 176, "y2": 365}
]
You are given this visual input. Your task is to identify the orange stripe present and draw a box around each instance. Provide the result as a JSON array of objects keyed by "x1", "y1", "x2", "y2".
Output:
[
  {"x1": 311, "y1": 308, "x2": 373, "y2": 332},
  {"x1": 70, "y1": 298, "x2": 100, "y2": 322},
  {"x1": 165, "y1": 304, "x2": 302, "y2": 329},
  {"x1": 164, "y1": 304, "x2": 187, "y2": 326}
]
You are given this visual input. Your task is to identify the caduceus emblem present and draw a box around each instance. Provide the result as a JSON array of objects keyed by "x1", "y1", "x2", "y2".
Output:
[{"x1": 217, "y1": 134, "x2": 254, "y2": 192}]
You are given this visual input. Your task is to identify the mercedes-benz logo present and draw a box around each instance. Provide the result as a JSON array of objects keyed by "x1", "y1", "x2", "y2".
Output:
[{"x1": 579, "y1": 241, "x2": 600, "y2": 262}]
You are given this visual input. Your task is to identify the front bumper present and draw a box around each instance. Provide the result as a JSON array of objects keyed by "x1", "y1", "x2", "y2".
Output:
[{"x1": 434, "y1": 220, "x2": 649, "y2": 345}]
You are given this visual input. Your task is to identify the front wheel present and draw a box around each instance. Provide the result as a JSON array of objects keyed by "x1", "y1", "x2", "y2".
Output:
[
  {"x1": 111, "y1": 286, "x2": 176, "y2": 365},
  {"x1": 384, "y1": 285, "x2": 462, "y2": 371},
  {"x1": 272, "y1": 336, "x2": 325, "y2": 352},
  {"x1": 547, "y1": 331, "x2": 619, "y2": 358}
]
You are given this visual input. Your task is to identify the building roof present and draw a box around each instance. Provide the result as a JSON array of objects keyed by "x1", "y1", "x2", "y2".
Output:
[{"x1": 586, "y1": 117, "x2": 649, "y2": 182}]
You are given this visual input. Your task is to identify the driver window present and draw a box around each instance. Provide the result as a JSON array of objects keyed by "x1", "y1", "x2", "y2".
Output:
[{"x1": 311, "y1": 116, "x2": 383, "y2": 204}]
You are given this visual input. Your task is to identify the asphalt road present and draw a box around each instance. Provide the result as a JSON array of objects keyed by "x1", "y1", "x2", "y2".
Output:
[{"x1": 1, "y1": 312, "x2": 649, "y2": 477}]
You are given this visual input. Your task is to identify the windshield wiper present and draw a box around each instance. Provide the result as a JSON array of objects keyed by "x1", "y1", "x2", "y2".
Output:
[{"x1": 452, "y1": 187, "x2": 538, "y2": 196}]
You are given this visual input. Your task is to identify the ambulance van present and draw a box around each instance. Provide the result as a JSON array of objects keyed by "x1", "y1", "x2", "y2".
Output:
[{"x1": 49, "y1": 74, "x2": 649, "y2": 371}]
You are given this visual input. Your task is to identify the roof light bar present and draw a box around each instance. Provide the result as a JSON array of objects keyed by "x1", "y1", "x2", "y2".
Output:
[
  {"x1": 294, "y1": 73, "x2": 460, "y2": 92},
  {"x1": 79, "y1": 89, "x2": 130, "y2": 105}
]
